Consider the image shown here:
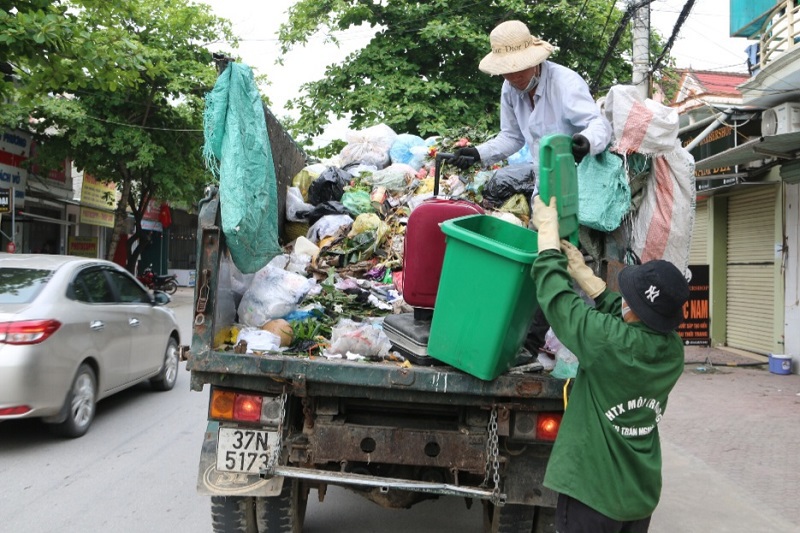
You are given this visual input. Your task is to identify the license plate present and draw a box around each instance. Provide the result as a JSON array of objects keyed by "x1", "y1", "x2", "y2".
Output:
[{"x1": 216, "y1": 427, "x2": 278, "y2": 474}]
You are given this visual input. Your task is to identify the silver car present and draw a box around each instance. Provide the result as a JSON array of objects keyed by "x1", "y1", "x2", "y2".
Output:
[{"x1": 0, "y1": 254, "x2": 182, "y2": 438}]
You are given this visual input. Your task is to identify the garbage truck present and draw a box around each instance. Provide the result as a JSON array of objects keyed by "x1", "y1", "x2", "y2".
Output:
[{"x1": 187, "y1": 67, "x2": 568, "y2": 533}]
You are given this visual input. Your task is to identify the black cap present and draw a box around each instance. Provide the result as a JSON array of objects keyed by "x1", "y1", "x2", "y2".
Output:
[{"x1": 618, "y1": 260, "x2": 689, "y2": 334}]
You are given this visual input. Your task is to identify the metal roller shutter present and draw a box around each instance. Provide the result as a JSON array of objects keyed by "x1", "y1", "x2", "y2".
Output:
[
  {"x1": 689, "y1": 199, "x2": 708, "y2": 265},
  {"x1": 726, "y1": 186, "x2": 777, "y2": 353}
]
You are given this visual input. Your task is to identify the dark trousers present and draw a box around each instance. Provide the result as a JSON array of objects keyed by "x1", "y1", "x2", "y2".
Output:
[{"x1": 556, "y1": 493, "x2": 651, "y2": 533}]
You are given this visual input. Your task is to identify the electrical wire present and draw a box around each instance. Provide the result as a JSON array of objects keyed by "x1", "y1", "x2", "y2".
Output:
[{"x1": 650, "y1": 0, "x2": 696, "y2": 75}]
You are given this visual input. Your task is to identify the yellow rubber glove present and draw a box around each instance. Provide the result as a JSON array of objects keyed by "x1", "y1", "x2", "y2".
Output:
[
  {"x1": 560, "y1": 239, "x2": 607, "y2": 299},
  {"x1": 532, "y1": 195, "x2": 560, "y2": 252}
]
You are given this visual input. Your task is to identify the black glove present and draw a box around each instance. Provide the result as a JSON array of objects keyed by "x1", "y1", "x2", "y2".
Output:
[
  {"x1": 572, "y1": 133, "x2": 590, "y2": 163},
  {"x1": 451, "y1": 147, "x2": 481, "y2": 169}
]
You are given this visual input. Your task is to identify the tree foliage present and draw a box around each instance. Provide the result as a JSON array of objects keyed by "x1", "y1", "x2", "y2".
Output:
[
  {"x1": 278, "y1": 0, "x2": 663, "y2": 149},
  {"x1": 2, "y1": 1, "x2": 235, "y2": 269}
]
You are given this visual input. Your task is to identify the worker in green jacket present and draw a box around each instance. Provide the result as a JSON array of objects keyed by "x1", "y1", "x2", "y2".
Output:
[{"x1": 531, "y1": 195, "x2": 690, "y2": 533}]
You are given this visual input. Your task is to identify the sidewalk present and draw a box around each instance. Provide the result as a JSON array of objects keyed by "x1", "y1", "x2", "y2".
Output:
[{"x1": 652, "y1": 346, "x2": 800, "y2": 532}]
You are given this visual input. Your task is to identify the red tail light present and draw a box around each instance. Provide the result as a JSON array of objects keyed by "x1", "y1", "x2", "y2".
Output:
[
  {"x1": 233, "y1": 394, "x2": 263, "y2": 422},
  {"x1": 0, "y1": 320, "x2": 61, "y2": 345},
  {"x1": 0, "y1": 406, "x2": 32, "y2": 416},
  {"x1": 536, "y1": 412, "x2": 563, "y2": 442}
]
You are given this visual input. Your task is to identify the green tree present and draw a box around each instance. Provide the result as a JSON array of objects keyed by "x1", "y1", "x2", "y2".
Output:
[
  {"x1": 278, "y1": 0, "x2": 660, "y2": 151},
  {"x1": 3, "y1": 1, "x2": 235, "y2": 270}
]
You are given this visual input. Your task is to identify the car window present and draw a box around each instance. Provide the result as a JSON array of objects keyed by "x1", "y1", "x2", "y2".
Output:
[
  {"x1": 74, "y1": 269, "x2": 115, "y2": 304},
  {"x1": 0, "y1": 268, "x2": 52, "y2": 304},
  {"x1": 108, "y1": 270, "x2": 151, "y2": 304}
]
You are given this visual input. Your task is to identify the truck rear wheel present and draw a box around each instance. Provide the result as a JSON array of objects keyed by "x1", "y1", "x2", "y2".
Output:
[
  {"x1": 255, "y1": 478, "x2": 306, "y2": 532},
  {"x1": 483, "y1": 502, "x2": 536, "y2": 533},
  {"x1": 211, "y1": 496, "x2": 257, "y2": 533},
  {"x1": 210, "y1": 479, "x2": 306, "y2": 533}
]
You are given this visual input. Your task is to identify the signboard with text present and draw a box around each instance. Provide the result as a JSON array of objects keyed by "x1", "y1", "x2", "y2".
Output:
[
  {"x1": 68, "y1": 236, "x2": 98, "y2": 258},
  {"x1": 0, "y1": 188, "x2": 9, "y2": 213},
  {"x1": 678, "y1": 264, "x2": 710, "y2": 346}
]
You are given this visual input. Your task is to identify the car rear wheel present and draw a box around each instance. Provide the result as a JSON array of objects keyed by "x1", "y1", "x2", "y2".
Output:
[
  {"x1": 48, "y1": 363, "x2": 97, "y2": 438},
  {"x1": 150, "y1": 338, "x2": 179, "y2": 391}
]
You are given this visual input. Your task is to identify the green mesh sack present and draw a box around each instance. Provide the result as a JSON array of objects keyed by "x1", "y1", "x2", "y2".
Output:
[
  {"x1": 577, "y1": 150, "x2": 630, "y2": 232},
  {"x1": 203, "y1": 62, "x2": 280, "y2": 273}
]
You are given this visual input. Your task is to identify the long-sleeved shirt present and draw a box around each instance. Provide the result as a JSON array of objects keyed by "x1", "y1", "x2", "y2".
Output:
[
  {"x1": 531, "y1": 250, "x2": 685, "y2": 521},
  {"x1": 476, "y1": 61, "x2": 612, "y2": 184}
]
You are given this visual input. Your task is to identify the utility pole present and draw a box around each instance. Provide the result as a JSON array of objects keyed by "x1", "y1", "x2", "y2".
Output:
[{"x1": 631, "y1": 0, "x2": 651, "y2": 100}]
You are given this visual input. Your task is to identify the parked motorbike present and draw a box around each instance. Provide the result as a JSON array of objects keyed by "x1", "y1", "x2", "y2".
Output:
[{"x1": 137, "y1": 265, "x2": 178, "y2": 294}]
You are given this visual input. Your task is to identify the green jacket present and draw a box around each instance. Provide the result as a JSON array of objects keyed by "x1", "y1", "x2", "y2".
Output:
[{"x1": 532, "y1": 250, "x2": 684, "y2": 521}]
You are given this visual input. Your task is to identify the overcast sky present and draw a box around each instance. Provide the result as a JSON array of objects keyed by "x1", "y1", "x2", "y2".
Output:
[{"x1": 200, "y1": 0, "x2": 753, "y2": 140}]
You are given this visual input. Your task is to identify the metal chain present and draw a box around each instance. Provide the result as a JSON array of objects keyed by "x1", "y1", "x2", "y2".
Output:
[
  {"x1": 268, "y1": 388, "x2": 288, "y2": 472},
  {"x1": 481, "y1": 406, "x2": 501, "y2": 504}
]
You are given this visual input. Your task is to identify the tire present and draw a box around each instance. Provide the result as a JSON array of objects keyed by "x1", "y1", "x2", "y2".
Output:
[
  {"x1": 532, "y1": 506, "x2": 556, "y2": 533},
  {"x1": 48, "y1": 363, "x2": 97, "y2": 438},
  {"x1": 255, "y1": 478, "x2": 307, "y2": 532},
  {"x1": 211, "y1": 496, "x2": 257, "y2": 533},
  {"x1": 150, "y1": 338, "x2": 179, "y2": 391},
  {"x1": 162, "y1": 280, "x2": 178, "y2": 295},
  {"x1": 483, "y1": 501, "x2": 536, "y2": 533}
]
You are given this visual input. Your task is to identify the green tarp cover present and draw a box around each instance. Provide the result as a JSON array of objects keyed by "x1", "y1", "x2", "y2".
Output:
[{"x1": 203, "y1": 62, "x2": 280, "y2": 273}]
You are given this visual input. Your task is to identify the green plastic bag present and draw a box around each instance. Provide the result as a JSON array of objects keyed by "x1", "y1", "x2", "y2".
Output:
[
  {"x1": 341, "y1": 190, "x2": 375, "y2": 215},
  {"x1": 203, "y1": 62, "x2": 280, "y2": 273},
  {"x1": 577, "y1": 149, "x2": 630, "y2": 232}
]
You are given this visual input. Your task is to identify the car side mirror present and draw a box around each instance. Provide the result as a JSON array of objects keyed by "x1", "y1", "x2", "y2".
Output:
[{"x1": 152, "y1": 291, "x2": 171, "y2": 306}]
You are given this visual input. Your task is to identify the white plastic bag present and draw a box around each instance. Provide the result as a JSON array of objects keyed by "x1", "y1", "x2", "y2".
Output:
[
  {"x1": 238, "y1": 265, "x2": 317, "y2": 327},
  {"x1": 286, "y1": 186, "x2": 314, "y2": 222},
  {"x1": 325, "y1": 318, "x2": 392, "y2": 357},
  {"x1": 603, "y1": 85, "x2": 679, "y2": 155},
  {"x1": 630, "y1": 140, "x2": 696, "y2": 273},
  {"x1": 306, "y1": 214, "x2": 353, "y2": 244},
  {"x1": 236, "y1": 327, "x2": 282, "y2": 353},
  {"x1": 339, "y1": 124, "x2": 398, "y2": 169}
]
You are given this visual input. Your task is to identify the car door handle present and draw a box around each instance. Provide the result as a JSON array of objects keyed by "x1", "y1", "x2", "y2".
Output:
[
  {"x1": 90, "y1": 321, "x2": 105, "y2": 331},
  {"x1": 129, "y1": 318, "x2": 140, "y2": 327}
]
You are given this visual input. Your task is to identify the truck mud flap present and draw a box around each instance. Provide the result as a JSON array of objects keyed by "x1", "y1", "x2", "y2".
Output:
[{"x1": 196, "y1": 422, "x2": 284, "y2": 497}]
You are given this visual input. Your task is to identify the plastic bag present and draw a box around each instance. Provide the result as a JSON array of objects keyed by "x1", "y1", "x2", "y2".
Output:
[
  {"x1": 507, "y1": 144, "x2": 533, "y2": 165},
  {"x1": 348, "y1": 213, "x2": 388, "y2": 243},
  {"x1": 341, "y1": 190, "x2": 375, "y2": 215},
  {"x1": 237, "y1": 265, "x2": 317, "y2": 327},
  {"x1": 630, "y1": 140, "x2": 696, "y2": 273},
  {"x1": 603, "y1": 85, "x2": 679, "y2": 155},
  {"x1": 326, "y1": 318, "x2": 392, "y2": 357},
  {"x1": 308, "y1": 167, "x2": 352, "y2": 205},
  {"x1": 368, "y1": 163, "x2": 416, "y2": 192},
  {"x1": 306, "y1": 214, "x2": 353, "y2": 243},
  {"x1": 308, "y1": 200, "x2": 352, "y2": 225},
  {"x1": 292, "y1": 163, "x2": 327, "y2": 201},
  {"x1": 551, "y1": 344, "x2": 579, "y2": 379},
  {"x1": 499, "y1": 194, "x2": 530, "y2": 217},
  {"x1": 287, "y1": 186, "x2": 314, "y2": 222},
  {"x1": 236, "y1": 327, "x2": 282, "y2": 353},
  {"x1": 483, "y1": 164, "x2": 536, "y2": 207},
  {"x1": 339, "y1": 124, "x2": 398, "y2": 169},
  {"x1": 577, "y1": 150, "x2": 630, "y2": 232},
  {"x1": 389, "y1": 133, "x2": 427, "y2": 170}
]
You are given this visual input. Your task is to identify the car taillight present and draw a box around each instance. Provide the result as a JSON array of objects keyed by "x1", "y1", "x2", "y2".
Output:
[
  {"x1": 210, "y1": 388, "x2": 276, "y2": 425},
  {"x1": 536, "y1": 412, "x2": 563, "y2": 442},
  {"x1": 0, "y1": 406, "x2": 32, "y2": 416},
  {"x1": 0, "y1": 320, "x2": 61, "y2": 345}
]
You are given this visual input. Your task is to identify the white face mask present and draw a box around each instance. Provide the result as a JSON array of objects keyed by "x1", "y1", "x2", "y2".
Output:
[
  {"x1": 522, "y1": 73, "x2": 540, "y2": 92},
  {"x1": 621, "y1": 299, "x2": 632, "y2": 320}
]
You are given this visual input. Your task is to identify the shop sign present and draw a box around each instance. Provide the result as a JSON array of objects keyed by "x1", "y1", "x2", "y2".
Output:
[
  {"x1": 141, "y1": 198, "x2": 163, "y2": 232},
  {"x1": 0, "y1": 130, "x2": 31, "y2": 157},
  {"x1": 80, "y1": 206, "x2": 115, "y2": 228},
  {"x1": 68, "y1": 236, "x2": 98, "y2": 258},
  {"x1": 0, "y1": 163, "x2": 26, "y2": 208},
  {"x1": 677, "y1": 264, "x2": 710, "y2": 346},
  {"x1": 0, "y1": 188, "x2": 9, "y2": 213},
  {"x1": 81, "y1": 174, "x2": 117, "y2": 210}
]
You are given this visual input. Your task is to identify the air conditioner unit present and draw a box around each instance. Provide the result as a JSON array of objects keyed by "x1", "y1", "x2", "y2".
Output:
[{"x1": 761, "y1": 102, "x2": 800, "y2": 136}]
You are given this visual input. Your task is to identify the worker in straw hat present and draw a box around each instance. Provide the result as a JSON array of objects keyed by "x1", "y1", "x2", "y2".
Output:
[
  {"x1": 451, "y1": 20, "x2": 611, "y2": 186},
  {"x1": 531, "y1": 195, "x2": 690, "y2": 532}
]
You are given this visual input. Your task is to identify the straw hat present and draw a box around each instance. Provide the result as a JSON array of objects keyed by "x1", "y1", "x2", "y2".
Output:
[{"x1": 479, "y1": 21, "x2": 554, "y2": 76}]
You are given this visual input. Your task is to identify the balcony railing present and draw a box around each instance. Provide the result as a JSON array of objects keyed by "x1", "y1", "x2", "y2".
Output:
[{"x1": 757, "y1": 0, "x2": 800, "y2": 69}]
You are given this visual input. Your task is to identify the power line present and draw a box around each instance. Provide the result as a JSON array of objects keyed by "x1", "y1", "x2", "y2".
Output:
[{"x1": 650, "y1": 0, "x2": 696, "y2": 75}]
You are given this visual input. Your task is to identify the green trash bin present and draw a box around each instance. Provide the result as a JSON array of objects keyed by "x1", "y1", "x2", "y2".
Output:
[
  {"x1": 426, "y1": 133, "x2": 578, "y2": 380},
  {"x1": 426, "y1": 215, "x2": 540, "y2": 380}
]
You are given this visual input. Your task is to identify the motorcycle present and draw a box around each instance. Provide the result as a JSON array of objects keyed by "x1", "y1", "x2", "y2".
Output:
[{"x1": 137, "y1": 265, "x2": 179, "y2": 295}]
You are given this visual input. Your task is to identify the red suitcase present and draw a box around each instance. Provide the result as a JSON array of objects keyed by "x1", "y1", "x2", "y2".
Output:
[{"x1": 402, "y1": 153, "x2": 484, "y2": 312}]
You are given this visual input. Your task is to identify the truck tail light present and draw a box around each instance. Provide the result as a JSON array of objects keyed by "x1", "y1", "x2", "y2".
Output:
[
  {"x1": 210, "y1": 388, "x2": 275, "y2": 425},
  {"x1": 536, "y1": 412, "x2": 562, "y2": 442},
  {"x1": 0, "y1": 319, "x2": 61, "y2": 345}
]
